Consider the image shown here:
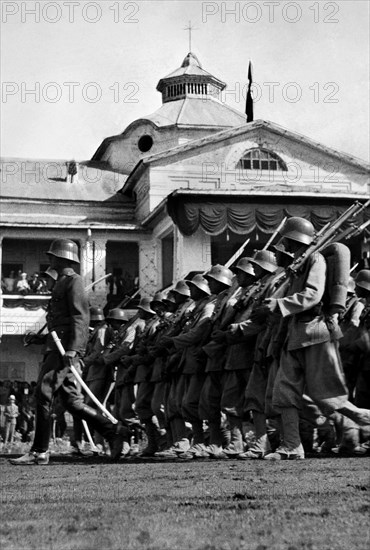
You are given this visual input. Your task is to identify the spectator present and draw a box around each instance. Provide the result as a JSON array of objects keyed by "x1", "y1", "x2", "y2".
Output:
[
  {"x1": 4, "y1": 395, "x2": 19, "y2": 446},
  {"x1": 16, "y1": 273, "x2": 30, "y2": 295},
  {"x1": 3, "y1": 271, "x2": 16, "y2": 293},
  {"x1": 30, "y1": 273, "x2": 44, "y2": 293}
]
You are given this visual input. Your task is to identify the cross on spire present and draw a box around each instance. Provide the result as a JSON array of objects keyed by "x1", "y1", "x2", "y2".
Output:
[{"x1": 184, "y1": 21, "x2": 197, "y2": 51}]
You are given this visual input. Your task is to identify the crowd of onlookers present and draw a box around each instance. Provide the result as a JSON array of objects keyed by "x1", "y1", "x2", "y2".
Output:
[{"x1": 1, "y1": 271, "x2": 51, "y2": 295}]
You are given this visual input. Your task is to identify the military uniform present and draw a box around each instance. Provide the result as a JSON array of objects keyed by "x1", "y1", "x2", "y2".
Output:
[
  {"x1": 198, "y1": 284, "x2": 240, "y2": 449},
  {"x1": 272, "y1": 253, "x2": 348, "y2": 415},
  {"x1": 172, "y1": 294, "x2": 216, "y2": 445},
  {"x1": 84, "y1": 321, "x2": 114, "y2": 404},
  {"x1": 31, "y1": 268, "x2": 121, "y2": 454}
]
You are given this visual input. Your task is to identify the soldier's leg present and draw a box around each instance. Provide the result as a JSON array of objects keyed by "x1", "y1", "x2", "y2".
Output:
[
  {"x1": 266, "y1": 348, "x2": 305, "y2": 459},
  {"x1": 182, "y1": 373, "x2": 206, "y2": 445},
  {"x1": 135, "y1": 381, "x2": 159, "y2": 456},
  {"x1": 58, "y1": 369, "x2": 129, "y2": 459},
  {"x1": 10, "y1": 352, "x2": 59, "y2": 464},
  {"x1": 151, "y1": 381, "x2": 166, "y2": 430},
  {"x1": 198, "y1": 372, "x2": 223, "y2": 449},
  {"x1": 222, "y1": 370, "x2": 250, "y2": 455},
  {"x1": 31, "y1": 352, "x2": 59, "y2": 453},
  {"x1": 305, "y1": 341, "x2": 370, "y2": 425}
]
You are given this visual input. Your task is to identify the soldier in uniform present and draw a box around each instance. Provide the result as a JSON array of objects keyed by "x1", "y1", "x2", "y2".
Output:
[
  {"x1": 122, "y1": 296, "x2": 162, "y2": 456},
  {"x1": 169, "y1": 274, "x2": 216, "y2": 457},
  {"x1": 345, "y1": 270, "x2": 370, "y2": 454},
  {"x1": 339, "y1": 277, "x2": 366, "y2": 401},
  {"x1": 217, "y1": 251, "x2": 279, "y2": 458},
  {"x1": 11, "y1": 239, "x2": 128, "y2": 464},
  {"x1": 83, "y1": 307, "x2": 115, "y2": 406},
  {"x1": 256, "y1": 218, "x2": 370, "y2": 460},
  {"x1": 154, "y1": 281, "x2": 195, "y2": 457},
  {"x1": 133, "y1": 292, "x2": 171, "y2": 456},
  {"x1": 72, "y1": 306, "x2": 114, "y2": 452},
  {"x1": 196, "y1": 265, "x2": 237, "y2": 458}
]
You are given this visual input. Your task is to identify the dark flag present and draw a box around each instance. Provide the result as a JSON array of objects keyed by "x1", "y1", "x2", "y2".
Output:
[{"x1": 246, "y1": 61, "x2": 253, "y2": 123}]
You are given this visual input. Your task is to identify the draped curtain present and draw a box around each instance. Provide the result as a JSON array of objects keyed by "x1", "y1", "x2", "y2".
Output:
[
  {"x1": 3, "y1": 297, "x2": 49, "y2": 310},
  {"x1": 167, "y1": 196, "x2": 370, "y2": 236}
]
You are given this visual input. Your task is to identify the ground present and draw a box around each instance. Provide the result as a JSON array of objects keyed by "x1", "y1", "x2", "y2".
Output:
[{"x1": 0, "y1": 453, "x2": 369, "y2": 550}]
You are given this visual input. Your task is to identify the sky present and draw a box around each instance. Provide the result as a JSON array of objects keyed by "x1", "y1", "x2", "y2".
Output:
[{"x1": 1, "y1": 0, "x2": 369, "y2": 162}]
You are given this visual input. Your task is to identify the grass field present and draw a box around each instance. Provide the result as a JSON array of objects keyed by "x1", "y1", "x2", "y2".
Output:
[{"x1": 0, "y1": 453, "x2": 369, "y2": 550}]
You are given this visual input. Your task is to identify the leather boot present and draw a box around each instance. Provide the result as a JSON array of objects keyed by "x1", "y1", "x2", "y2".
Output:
[
  {"x1": 224, "y1": 416, "x2": 244, "y2": 456},
  {"x1": 337, "y1": 402, "x2": 370, "y2": 426},
  {"x1": 141, "y1": 420, "x2": 159, "y2": 456}
]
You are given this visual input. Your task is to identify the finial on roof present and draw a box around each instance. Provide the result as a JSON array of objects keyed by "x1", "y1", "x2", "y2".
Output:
[{"x1": 181, "y1": 52, "x2": 202, "y2": 69}]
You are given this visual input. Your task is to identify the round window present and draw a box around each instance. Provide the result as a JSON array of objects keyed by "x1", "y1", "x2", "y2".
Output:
[{"x1": 138, "y1": 135, "x2": 153, "y2": 153}]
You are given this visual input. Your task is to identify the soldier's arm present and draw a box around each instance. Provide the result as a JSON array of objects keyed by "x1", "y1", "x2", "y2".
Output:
[
  {"x1": 172, "y1": 302, "x2": 215, "y2": 349},
  {"x1": 67, "y1": 276, "x2": 89, "y2": 352},
  {"x1": 103, "y1": 325, "x2": 137, "y2": 366},
  {"x1": 276, "y1": 254, "x2": 326, "y2": 317}
]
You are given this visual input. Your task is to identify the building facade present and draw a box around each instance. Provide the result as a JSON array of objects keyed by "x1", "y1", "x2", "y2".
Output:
[{"x1": 1, "y1": 52, "x2": 369, "y2": 381}]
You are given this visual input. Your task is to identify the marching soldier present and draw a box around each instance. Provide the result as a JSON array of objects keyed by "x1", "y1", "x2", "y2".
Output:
[
  {"x1": 155, "y1": 281, "x2": 195, "y2": 457},
  {"x1": 339, "y1": 277, "x2": 366, "y2": 401},
  {"x1": 252, "y1": 218, "x2": 370, "y2": 460},
  {"x1": 196, "y1": 264, "x2": 237, "y2": 458},
  {"x1": 72, "y1": 306, "x2": 115, "y2": 452},
  {"x1": 122, "y1": 296, "x2": 162, "y2": 456},
  {"x1": 169, "y1": 274, "x2": 216, "y2": 457},
  {"x1": 11, "y1": 239, "x2": 128, "y2": 465},
  {"x1": 84, "y1": 307, "x2": 115, "y2": 405}
]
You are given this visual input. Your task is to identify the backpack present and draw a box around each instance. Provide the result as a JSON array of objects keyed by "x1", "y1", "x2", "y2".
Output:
[{"x1": 320, "y1": 242, "x2": 351, "y2": 313}]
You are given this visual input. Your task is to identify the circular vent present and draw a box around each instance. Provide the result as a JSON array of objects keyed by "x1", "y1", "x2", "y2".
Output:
[{"x1": 138, "y1": 135, "x2": 153, "y2": 152}]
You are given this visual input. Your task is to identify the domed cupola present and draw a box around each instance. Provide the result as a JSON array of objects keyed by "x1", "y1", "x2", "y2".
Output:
[{"x1": 156, "y1": 52, "x2": 226, "y2": 103}]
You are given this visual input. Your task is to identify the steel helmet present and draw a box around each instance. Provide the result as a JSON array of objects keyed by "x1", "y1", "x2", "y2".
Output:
[
  {"x1": 107, "y1": 308, "x2": 128, "y2": 322},
  {"x1": 355, "y1": 269, "x2": 370, "y2": 291},
  {"x1": 163, "y1": 291, "x2": 176, "y2": 305},
  {"x1": 9, "y1": 395, "x2": 16, "y2": 401},
  {"x1": 232, "y1": 258, "x2": 256, "y2": 277},
  {"x1": 138, "y1": 297, "x2": 156, "y2": 315},
  {"x1": 46, "y1": 239, "x2": 80, "y2": 264},
  {"x1": 42, "y1": 267, "x2": 58, "y2": 281},
  {"x1": 172, "y1": 280, "x2": 191, "y2": 297},
  {"x1": 244, "y1": 250, "x2": 278, "y2": 273},
  {"x1": 205, "y1": 264, "x2": 233, "y2": 287},
  {"x1": 185, "y1": 274, "x2": 211, "y2": 295},
  {"x1": 151, "y1": 291, "x2": 167, "y2": 308},
  {"x1": 89, "y1": 306, "x2": 105, "y2": 322},
  {"x1": 279, "y1": 217, "x2": 315, "y2": 245},
  {"x1": 272, "y1": 243, "x2": 294, "y2": 259}
]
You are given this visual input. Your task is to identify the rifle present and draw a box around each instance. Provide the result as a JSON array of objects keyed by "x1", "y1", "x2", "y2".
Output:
[
  {"x1": 333, "y1": 219, "x2": 370, "y2": 243},
  {"x1": 225, "y1": 237, "x2": 250, "y2": 268},
  {"x1": 287, "y1": 200, "x2": 370, "y2": 275},
  {"x1": 262, "y1": 217, "x2": 288, "y2": 251},
  {"x1": 267, "y1": 200, "x2": 370, "y2": 300}
]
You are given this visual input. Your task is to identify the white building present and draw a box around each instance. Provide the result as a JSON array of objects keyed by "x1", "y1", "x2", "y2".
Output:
[{"x1": 1, "y1": 52, "x2": 369, "y2": 381}]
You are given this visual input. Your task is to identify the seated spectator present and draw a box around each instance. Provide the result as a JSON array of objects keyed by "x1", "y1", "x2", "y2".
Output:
[
  {"x1": 30, "y1": 273, "x2": 44, "y2": 293},
  {"x1": 3, "y1": 271, "x2": 16, "y2": 293},
  {"x1": 16, "y1": 273, "x2": 30, "y2": 295}
]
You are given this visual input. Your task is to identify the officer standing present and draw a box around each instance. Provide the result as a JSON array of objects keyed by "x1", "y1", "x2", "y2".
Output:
[{"x1": 11, "y1": 239, "x2": 127, "y2": 465}]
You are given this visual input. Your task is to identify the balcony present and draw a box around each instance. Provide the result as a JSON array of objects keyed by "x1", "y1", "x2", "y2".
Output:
[{"x1": 0, "y1": 295, "x2": 49, "y2": 337}]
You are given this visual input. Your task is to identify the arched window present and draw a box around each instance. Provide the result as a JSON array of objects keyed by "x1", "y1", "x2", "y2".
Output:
[{"x1": 237, "y1": 148, "x2": 287, "y2": 171}]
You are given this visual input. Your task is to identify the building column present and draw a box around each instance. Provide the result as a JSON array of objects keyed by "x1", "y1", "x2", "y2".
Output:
[
  {"x1": 88, "y1": 237, "x2": 107, "y2": 308},
  {"x1": 79, "y1": 237, "x2": 93, "y2": 288},
  {"x1": 139, "y1": 238, "x2": 160, "y2": 297},
  {"x1": 0, "y1": 237, "x2": 3, "y2": 308},
  {"x1": 174, "y1": 227, "x2": 211, "y2": 281}
]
